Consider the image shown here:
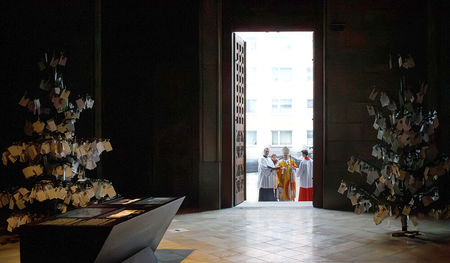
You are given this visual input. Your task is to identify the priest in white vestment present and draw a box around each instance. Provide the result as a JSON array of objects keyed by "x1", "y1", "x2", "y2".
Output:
[{"x1": 257, "y1": 147, "x2": 279, "y2": 201}]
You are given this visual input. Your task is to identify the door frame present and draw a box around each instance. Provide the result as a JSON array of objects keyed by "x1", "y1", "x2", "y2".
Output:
[{"x1": 222, "y1": 25, "x2": 324, "y2": 208}]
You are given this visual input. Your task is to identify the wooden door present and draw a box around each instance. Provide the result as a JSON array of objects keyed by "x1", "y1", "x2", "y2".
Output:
[{"x1": 232, "y1": 33, "x2": 246, "y2": 206}]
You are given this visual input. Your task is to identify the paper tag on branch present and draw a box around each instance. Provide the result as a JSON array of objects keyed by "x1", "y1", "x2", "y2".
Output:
[
  {"x1": 65, "y1": 132, "x2": 72, "y2": 140},
  {"x1": 402, "y1": 55, "x2": 415, "y2": 69},
  {"x1": 65, "y1": 112, "x2": 73, "y2": 120},
  {"x1": 19, "y1": 96, "x2": 30, "y2": 107},
  {"x1": 2, "y1": 152, "x2": 9, "y2": 166},
  {"x1": 50, "y1": 56, "x2": 58, "y2": 67},
  {"x1": 22, "y1": 165, "x2": 43, "y2": 178},
  {"x1": 59, "y1": 56, "x2": 68, "y2": 66},
  {"x1": 366, "y1": 105, "x2": 375, "y2": 116},
  {"x1": 64, "y1": 165, "x2": 73, "y2": 179},
  {"x1": 373, "y1": 205, "x2": 388, "y2": 225},
  {"x1": 25, "y1": 145, "x2": 38, "y2": 161},
  {"x1": 60, "y1": 89, "x2": 71, "y2": 100},
  {"x1": 373, "y1": 118, "x2": 379, "y2": 130},
  {"x1": 96, "y1": 141, "x2": 105, "y2": 154},
  {"x1": 337, "y1": 182, "x2": 347, "y2": 194},
  {"x1": 32, "y1": 120, "x2": 45, "y2": 134},
  {"x1": 402, "y1": 205, "x2": 411, "y2": 216},
  {"x1": 86, "y1": 159, "x2": 97, "y2": 170},
  {"x1": 377, "y1": 129, "x2": 384, "y2": 140},
  {"x1": 40, "y1": 142, "x2": 51, "y2": 154},
  {"x1": 105, "y1": 184, "x2": 117, "y2": 198},
  {"x1": 380, "y1": 92, "x2": 390, "y2": 107},
  {"x1": 47, "y1": 120, "x2": 57, "y2": 132},
  {"x1": 422, "y1": 196, "x2": 434, "y2": 207},
  {"x1": 85, "y1": 98, "x2": 94, "y2": 108},
  {"x1": 1, "y1": 194, "x2": 10, "y2": 207},
  {"x1": 353, "y1": 161, "x2": 361, "y2": 174},
  {"x1": 8, "y1": 145, "x2": 22, "y2": 157},
  {"x1": 57, "y1": 123, "x2": 67, "y2": 133},
  {"x1": 40, "y1": 79, "x2": 51, "y2": 91},
  {"x1": 103, "y1": 141, "x2": 113, "y2": 152},
  {"x1": 369, "y1": 89, "x2": 378, "y2": 101},
  {"x1": 76, "y1": 98, "x2": 85, "y2": 110},
  {"x1": 366, "y1": 170, "x2": 379, "y2": 185},
  {"x1": 96, "y1": 183, "x2": 107, "y2": 199},
  {"x1": 349, "y1": 195, "x2": 358, "y2": 206},
  {"x1": 36, "y1": 190, "x2": 46, "y2": 202},
  {"x1": 66, "y1": 123, "x2": 75, "y2": 132},
  {"x1": 62, "y1": 141, "x2": 71, "y2": 156}
]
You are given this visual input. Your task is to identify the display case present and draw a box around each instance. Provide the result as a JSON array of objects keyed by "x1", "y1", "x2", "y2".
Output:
[{"x1": 20, "y1": 196, "x2": 184, "y2": 263}]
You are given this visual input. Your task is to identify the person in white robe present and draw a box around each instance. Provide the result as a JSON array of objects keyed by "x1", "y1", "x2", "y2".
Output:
[
  {"x1": 257, "y1": 147, "x2": 279, "y2": 201},
  {"x1": 296, "y1": 150, "x2": 313, "y2": 201}
]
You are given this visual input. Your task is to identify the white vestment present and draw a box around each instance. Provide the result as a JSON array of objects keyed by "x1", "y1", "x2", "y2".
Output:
[
  {"x1": 257, "y1": 156, "x2": 276, "y2": 189},
  {"x1": 296, "y1": 158, "x2": 313, "y2": 188}
]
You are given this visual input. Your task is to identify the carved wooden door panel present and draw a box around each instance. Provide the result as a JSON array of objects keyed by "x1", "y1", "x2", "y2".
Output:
[{"x1": 232, "y1": 33, "x2": 246, "y2": 206}]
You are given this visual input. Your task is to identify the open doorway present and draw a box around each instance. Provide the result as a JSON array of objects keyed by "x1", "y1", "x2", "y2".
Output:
[{"x1": 236, "y1": 32, "x2": 314, "y2": 205}]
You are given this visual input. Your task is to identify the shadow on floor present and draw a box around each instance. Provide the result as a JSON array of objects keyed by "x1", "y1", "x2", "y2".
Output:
[
  {"x1": 403, "y1": 230, "x2": 450, "y2": 245},
  {"x1": 155, "y1": 249, "x2": 194, "y2": 263}
]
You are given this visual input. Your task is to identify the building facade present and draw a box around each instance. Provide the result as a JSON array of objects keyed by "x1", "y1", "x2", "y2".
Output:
[{"x1": 238, "y1": 32, "x2": 314, "y2": 171}]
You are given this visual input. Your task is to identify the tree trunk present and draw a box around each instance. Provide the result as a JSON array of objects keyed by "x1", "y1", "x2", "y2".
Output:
[{"x1": 401, "y1": 215, "x2": 408, "y2": 231}]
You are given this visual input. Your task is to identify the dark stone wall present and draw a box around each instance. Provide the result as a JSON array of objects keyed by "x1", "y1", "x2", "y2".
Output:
[
  {"x1": 0, "y1": 0, "x2": 95, "y2": 187},
  {"x1": 101, "y1": 0, "x2": 199, "y2": 208},
  {"x1": 324, "y1": 0, "x2": 428, "y2": 209},
  {"x1": 428, "y1": 0, "x2": 450, "y2": 156}
]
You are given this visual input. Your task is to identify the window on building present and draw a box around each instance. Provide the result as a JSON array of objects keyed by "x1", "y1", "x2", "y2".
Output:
[
  {"x1": 272, "y1": 67, "x2": 278, "y2": 81},
  {"x1": 307, "y1": 130, "x2": 313, "y2": 145},
  {"x1": 280, "y1": 68, "x2": 292, "y2": 81},
  {"x1": 247, "y1": 99, "x2": 256, "y2": 113},
  {"x1": 279, "y1": 36, "x2": 292, "y2": 49},
  {"x1": 307, "y1": 99, "x2": 313, "y2": 108},
  {"x1": 272, "y1": 99, "x2": 292, "y2": 113},
  {"x1": 306, "y1": 67, "x2": 313, "y2": 81},
  {"x1": 272, "y1": 67, "x2": 293, "y2": 81},
  {"x1": 246, "y1": 131, "x2": 257, "y2": 145},
  {"x1": 272, "y1": 35, "x2": 291, "y2": 50},
  {"x1": 272, "y1": 131, "x2": 292, "y2": 145}
]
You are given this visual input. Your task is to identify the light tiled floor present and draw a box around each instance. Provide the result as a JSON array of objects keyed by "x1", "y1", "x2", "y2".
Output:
[
  {"x1": 1, "y1": 206, "x2": 449, "y2": 262},
  {"x1": 157, "y1": 206, "x2": 450, "y2": 262}
]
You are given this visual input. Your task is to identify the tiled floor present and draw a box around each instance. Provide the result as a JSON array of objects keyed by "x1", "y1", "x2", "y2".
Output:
[
  {"x1": 1, "y1": 205, "x2": 449, "y2": 262},
  {"x1": 157, "y1": 205, "x2": 450, "y2": 262}
]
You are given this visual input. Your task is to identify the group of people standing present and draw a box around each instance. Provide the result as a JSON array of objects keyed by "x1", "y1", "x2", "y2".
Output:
[{"x1": 257, "y1": 147, "x2": 313, "y2": 202}]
